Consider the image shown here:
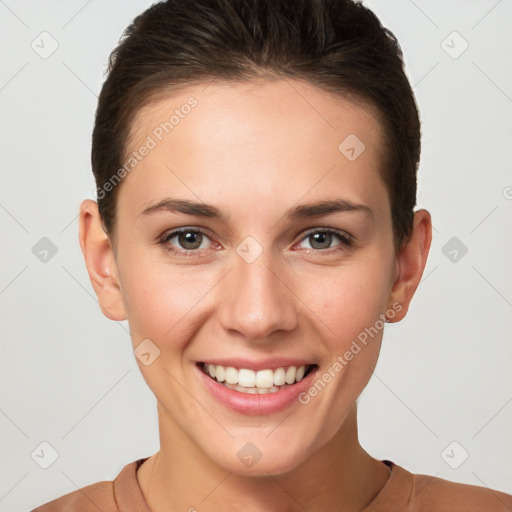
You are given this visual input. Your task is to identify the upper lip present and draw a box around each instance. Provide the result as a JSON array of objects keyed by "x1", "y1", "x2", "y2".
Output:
[{"x1": 198, "y1": 358, "x2": 317, "y2": 372}]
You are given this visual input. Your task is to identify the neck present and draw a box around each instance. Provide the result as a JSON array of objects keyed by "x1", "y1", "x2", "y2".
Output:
[{"x1": 137, "y1": 402, "x2": 390, "y2": 512}]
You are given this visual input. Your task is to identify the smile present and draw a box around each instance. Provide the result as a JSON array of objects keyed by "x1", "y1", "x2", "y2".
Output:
[{"x1": 199, "y1": 362, "x2": 317, "y2": 395}]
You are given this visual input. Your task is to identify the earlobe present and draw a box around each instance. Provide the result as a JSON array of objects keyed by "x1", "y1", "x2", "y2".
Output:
[
  {"x1": 386, "y1": 209, "x2": 432, "y2": 322},
  {"x1": 78, "y1": 199, "x2": 127, "y2": 321}
]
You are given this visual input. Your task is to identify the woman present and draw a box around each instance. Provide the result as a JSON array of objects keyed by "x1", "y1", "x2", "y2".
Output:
[{"x1": 32, "y1": 0, "x2": 512, "y2": 510}]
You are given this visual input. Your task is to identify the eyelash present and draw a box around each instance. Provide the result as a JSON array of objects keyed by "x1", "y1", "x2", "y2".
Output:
[{"x1": 158, "y1": 227, "x2": 353, "y2": 258}]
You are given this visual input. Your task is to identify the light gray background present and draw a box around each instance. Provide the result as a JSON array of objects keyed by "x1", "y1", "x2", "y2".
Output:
[{"x1": 1, "y1": 1, "x2": 511, "y2": 510}]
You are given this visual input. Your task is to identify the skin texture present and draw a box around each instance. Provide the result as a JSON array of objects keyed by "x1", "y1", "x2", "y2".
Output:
[{"x1": 79, "y1": 78, "x2": 432, "y2": 512}]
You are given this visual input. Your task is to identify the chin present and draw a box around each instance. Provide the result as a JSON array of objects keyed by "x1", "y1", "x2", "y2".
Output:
[{"x1": 210, "y1": 437, "x2": 312, "y2": 477}]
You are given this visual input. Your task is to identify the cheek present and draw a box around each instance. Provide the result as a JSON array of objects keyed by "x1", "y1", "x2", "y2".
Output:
[
  {"x1": 301, "y1": 261, "x2": 391, "y2": 338},
  {"x1": 307, "y1": 272, "x2": 387, "y2": 420},
  {"x1": 117, "y1": 249, "x2": 215, "y2": 347}
]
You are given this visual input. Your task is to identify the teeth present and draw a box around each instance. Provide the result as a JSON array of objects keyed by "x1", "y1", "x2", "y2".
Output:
[
  {"x1": 255, "y1": 369, "x2": 274, "y2": 388},
  {"x1": 204, "y1": 363, "x2": 311, "y2": 389},
  {"x1": 225, "y1": 366, "x2": 238, "y2": 384},
  {"x1": 223, "y1": 382, "x2": 285, "y2": 394},
  {"x1": 239, "y1": 368, "x2": 256, "y2": 387},
  {"x1": 295, "y1": 365, "x2": 306, "y2": 381},
  {"x1": 285, "y1": 366, "x2": 296, "y2": 385},
  {"x1": 273, "y1": 367, "x2": 286, "y2": 386},
  {"x1": 215, "y1": 365, "x2": 225, "y2": 382}
]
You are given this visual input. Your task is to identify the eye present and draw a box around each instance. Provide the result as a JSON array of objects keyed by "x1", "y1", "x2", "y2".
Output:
[
  {"x1": 159, "y1": 228, "x2": 214, "y2": 255},
  {"x1": 158, "y1": 227, "x2": 353, "y2": 257},
  {"x1": 295, "y1": 229, "x2": 352, "y2": 253}
]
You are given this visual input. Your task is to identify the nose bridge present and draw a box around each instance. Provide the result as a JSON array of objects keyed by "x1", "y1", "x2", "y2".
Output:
[{"x1": 218, "y1": 246, "x2": 297, "y2": 341}]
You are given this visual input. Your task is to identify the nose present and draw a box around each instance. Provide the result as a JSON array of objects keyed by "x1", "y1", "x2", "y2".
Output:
[{"x1": 217, "y1": 250, "x2": 298, "y2": 343}]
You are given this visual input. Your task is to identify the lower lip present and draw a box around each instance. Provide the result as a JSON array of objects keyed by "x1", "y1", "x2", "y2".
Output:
[{"x1": 196, "y1": 363, "x2": 319, "y2": 416}]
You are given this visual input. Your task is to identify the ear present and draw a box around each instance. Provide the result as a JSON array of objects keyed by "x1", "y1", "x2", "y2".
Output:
[
  {"x1": 78, "y1": 199, "x2": 127, "y2": 321},
  {"x1": 386, "y1": 209, "x2": 432, "y2": 322}
]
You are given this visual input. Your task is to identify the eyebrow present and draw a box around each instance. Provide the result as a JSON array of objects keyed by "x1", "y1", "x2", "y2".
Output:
[{"x1": 140, "y1": 198, "x2": 374, "y2": 222}]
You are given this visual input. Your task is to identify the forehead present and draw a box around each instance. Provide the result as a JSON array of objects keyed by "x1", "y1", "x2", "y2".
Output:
[
  {"x1": 121, "y1": 78, "x2": 388, "y2": 220},
  {"x1": 129, "y1": 78, "x2": 384, "y2": 156}
]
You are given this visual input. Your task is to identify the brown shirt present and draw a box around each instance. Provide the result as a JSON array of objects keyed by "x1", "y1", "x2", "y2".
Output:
[{"x1": 31, "y1": 457, "x2": 512, "y2": 511}]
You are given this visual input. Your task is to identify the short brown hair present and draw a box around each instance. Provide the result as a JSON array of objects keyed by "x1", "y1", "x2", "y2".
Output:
[{"x1": 92, "y1": 0, "x2": 420, "y2": 253}]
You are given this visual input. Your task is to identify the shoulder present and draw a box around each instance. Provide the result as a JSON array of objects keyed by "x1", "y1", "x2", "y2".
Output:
[
  {"x1": 30, "y1": 480, "x2": 118, "y2": 512},
  {"x1": 410, "y1": 470, "x2": 512, "y2": 511},
  {"x1": 30, "y1": 457, "x2": 149, "y2": 512}
]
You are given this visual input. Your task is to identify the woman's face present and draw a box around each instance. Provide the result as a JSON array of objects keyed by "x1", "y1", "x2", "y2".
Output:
[{"x1": 112, "y1": 79, "x2": 401, "y2": 475}]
